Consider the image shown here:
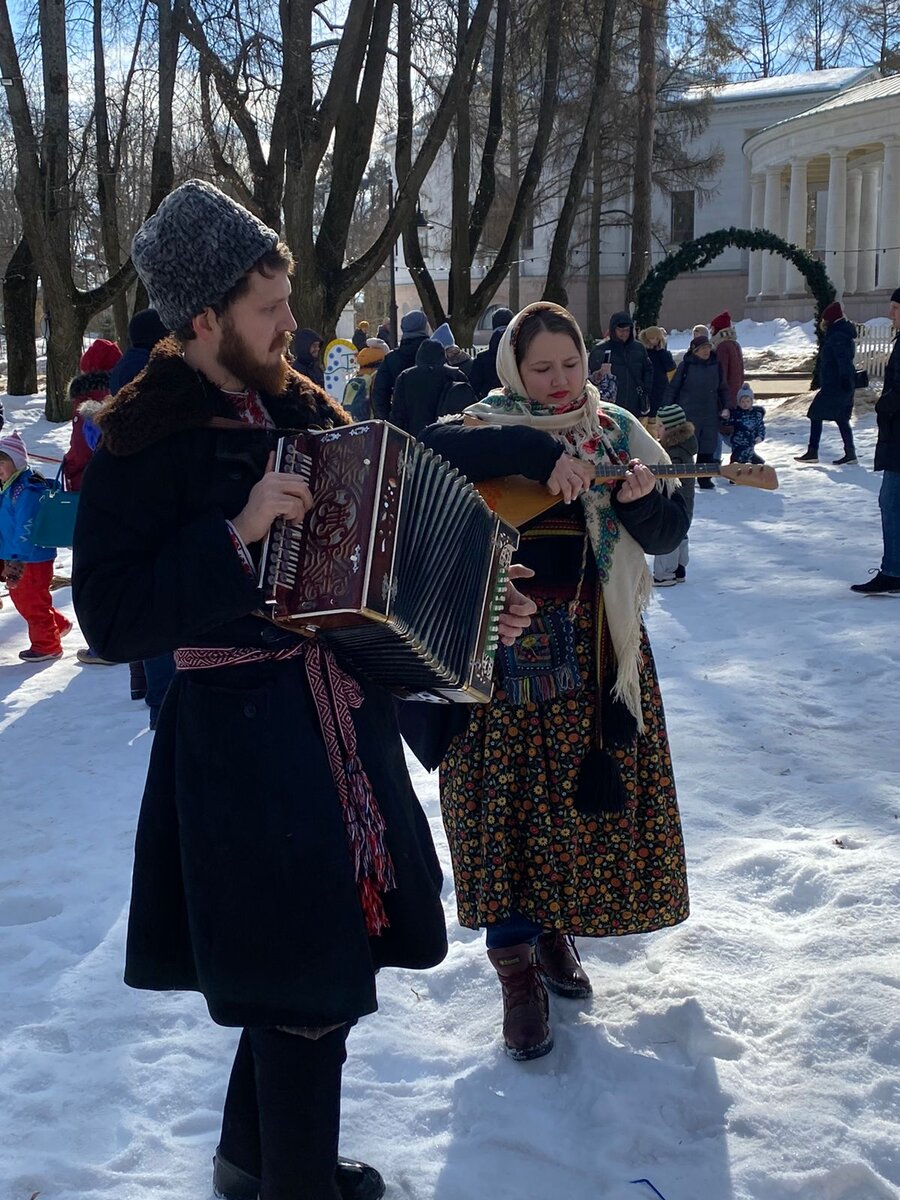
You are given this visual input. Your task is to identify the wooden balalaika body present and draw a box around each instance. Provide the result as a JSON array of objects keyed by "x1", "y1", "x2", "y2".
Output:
[{"x1": 259, "y1": 421, "x2": 519, "y2": 703}]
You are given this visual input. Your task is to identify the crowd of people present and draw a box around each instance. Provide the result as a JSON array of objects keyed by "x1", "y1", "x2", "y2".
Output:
[{"x1": 1, "y1": 175, "x2": 899, "y2": 1199}]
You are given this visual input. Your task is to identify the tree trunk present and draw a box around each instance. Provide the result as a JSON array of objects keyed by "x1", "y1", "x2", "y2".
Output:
[
  {"x1": 625, "y1": 0, "x2": 658, "y2": 309},
  {"x1": 44, "y1": 304, "x2": 88, "y2": 421},
  {"x1": 587, "y1": 147, "x2": 603, "y2": 340},
  {"x1": 93, "y1": 0, "x2": 129, "y2": 344},
  {"x1": 3, "y1": 236, "x2": 38, "y2": 395}
]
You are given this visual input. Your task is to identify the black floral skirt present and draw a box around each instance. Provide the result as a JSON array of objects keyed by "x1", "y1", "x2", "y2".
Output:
[{"x1": 439, "y1": 601, "x2": 689, "y2": 937}]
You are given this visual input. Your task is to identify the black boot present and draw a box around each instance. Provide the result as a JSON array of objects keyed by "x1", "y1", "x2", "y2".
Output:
[
  {"x1": 129, "y1": 660, "x2": 147, "y2": 701},
  {"x1": 536, "y1": 932, "x2": 593, "y2": 998},
  {"x1": 850, "y1": 571, "x2": 900, "y2": 595},
  {"x1": 213, "y1": 1149, "x2": 386, "y2": 1200},
  {"x1": 832, "y1": 451, "x2": 858, "y2": 465},
  {"x1": 794, "y1": 449, "x2": 819, "y2": 463}
]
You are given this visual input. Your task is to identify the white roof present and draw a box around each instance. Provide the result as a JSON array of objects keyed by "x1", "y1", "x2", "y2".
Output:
[
  {"x1": 683, "y1": 66, "x2": 875, "y2": 105},
  {"x1": 783, "y1": 71, "x2": 900, "y2": 117}
]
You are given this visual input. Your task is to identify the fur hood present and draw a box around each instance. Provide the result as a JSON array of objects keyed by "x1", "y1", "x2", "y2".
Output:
[
  {"x1": 711, "y1": 326, "x2": 736, "y2": 346},
  {"x1": 68, "y1": 370, "x2": 112, "y2": 402},
  {"x1": 658, "y1": 418, "x2": 695, "y2": 448},
  {"x1": 94, "y1": 337, "x2": 350, "y2": 457}
]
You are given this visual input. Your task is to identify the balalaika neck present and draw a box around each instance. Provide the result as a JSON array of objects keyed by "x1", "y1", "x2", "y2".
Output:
[{"x1": 595, "y1": 462, "x2": 720, "y2": 481}]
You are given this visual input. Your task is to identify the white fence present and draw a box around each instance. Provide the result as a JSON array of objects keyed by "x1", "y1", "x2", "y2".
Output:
[{"x1": 856, "y1": 324, "x2": 895, "y2": 381}]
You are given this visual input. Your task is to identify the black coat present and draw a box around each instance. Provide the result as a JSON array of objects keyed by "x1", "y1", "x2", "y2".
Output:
[
  {"x1": 663, "y1": 352, "x2": 729, "y2": 456},
  {"x1": 72, "y1": 340, "x2": 447, "y2": 1029},
  {"x1": 588, "y1": 333, "x2": 653, "y2": 417},
  {"x1": 292, "y1": 328, "x2": 326, "y2": 388},
  {"x1": 467, "y1": 327, "x2": 505, "y2": 399},
  {"x1": 390, "y1": 341, "x2": 477, "y2": 437},
  {"x1": 399, "y1": 415, "x2": 689, "y2": 770},
  {"x1": 371, "y1": 334, "x2": 429, "y2": 419},
  {"x1": 808, "y1": 317, "x2": 856, "y2": 422},
  {"x1": 875, "y1": 333, "x2": 900, "y2": 473},
  {"x1": 646, "y1": 346, "x2": 676, "y2": 416}
]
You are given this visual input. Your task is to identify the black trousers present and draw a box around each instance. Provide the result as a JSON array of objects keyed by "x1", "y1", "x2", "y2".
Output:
[{"x1": 219, "y1": 1024, "x2": 350, "y2": 1200}]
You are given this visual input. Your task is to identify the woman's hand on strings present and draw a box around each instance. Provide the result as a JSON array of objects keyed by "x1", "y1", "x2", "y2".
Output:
[
  {"x1": 616, "y1": 459, "x2": 657, "y2": 504},
  {"x1": 498, "y1": 565, "x2": 537, "y2": 646},
  {"x1": 546, "y1": 455, "x2": 595, "y2": 503},
  {"x1": 231, "y1": 452, "x2": 314, "y2": 545}
]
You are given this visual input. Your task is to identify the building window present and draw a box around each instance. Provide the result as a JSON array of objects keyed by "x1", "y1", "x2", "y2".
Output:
[{"x1": 670, "y1": 191, "x2": 695, "y2": 245}]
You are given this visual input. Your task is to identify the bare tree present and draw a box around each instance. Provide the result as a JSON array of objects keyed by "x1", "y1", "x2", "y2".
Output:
[{"x1": 625, "y1": 0, "x2": 660, "y2": 307}]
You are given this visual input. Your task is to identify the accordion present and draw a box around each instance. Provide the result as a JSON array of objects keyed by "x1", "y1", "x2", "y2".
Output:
[{"x1": 259, "y1": 421, "x2": 519, "y2": 703}]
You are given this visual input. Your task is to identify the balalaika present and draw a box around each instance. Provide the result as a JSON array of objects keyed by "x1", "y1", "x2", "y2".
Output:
[{"x1": 259, "y1": 421, "x2": 519, "y2": 703}]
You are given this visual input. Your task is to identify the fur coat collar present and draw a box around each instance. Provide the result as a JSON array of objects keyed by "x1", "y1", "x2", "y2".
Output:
[
  {"x1": 94, "y1": 337, "x2": 350, "y2": 457},
  {"x1": 658, "y1": 418, "x2": 695, "y2": 448}
]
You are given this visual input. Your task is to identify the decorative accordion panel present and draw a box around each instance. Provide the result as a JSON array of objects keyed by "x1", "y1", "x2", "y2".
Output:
[{"x1": 259, "y1": 421, "x2": 518, "y2": 703}]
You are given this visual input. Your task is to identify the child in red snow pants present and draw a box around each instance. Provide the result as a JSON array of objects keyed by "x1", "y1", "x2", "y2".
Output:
[{"x1": 7, "y1": 560, "x2": 70, "y2": 656}]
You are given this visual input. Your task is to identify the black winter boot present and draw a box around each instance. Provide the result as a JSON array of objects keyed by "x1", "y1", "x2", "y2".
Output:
[
  {"x1": 794, "y1": 449, "x2": 819, "y2": 463},
  {"x1": 213, "y1": 1148, "x2": 386, "y2": 1200},
  {"x1": 487, "y1": 943, "x2": 553, "y2": 1061},
  {"x1": 536, "y1": 932, "x2": 593, "y2": 998},
  {"x1": 850, "y1": 571, "x2": 900, "y2": 595}
]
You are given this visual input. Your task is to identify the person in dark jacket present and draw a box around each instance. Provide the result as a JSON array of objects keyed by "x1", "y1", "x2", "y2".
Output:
[
  {"x1": 370, "y1": 310, "x2": 430, "y2": 419},
  {"x1": 72, "y1": 180, "x2": 449, "y2": 1200},
  {"x1": 587, "y1": 312, "x2": 653, "y2": 417},
  {"x1": 795, "y1": 302, "x2": 858, "y2": 464},
  {"x1": 416, "y1": 302, "x2": 690, "y2": 1063},
  {"x1": 663, "y1": 334, "x2": 730, "y2": 488},
  {"x1": 108, "y1": 308, "x2": 169, "y2": 396},
  {"x1": 351, "y1": 319, "x2": 369, "y2": 352},
  {"x1": 62, "y1": 338, "x2": 123, "y2": 493},
  {"x1": 291, "y1": 327, "x2": 325, "y2": 387},
  {"x1": 651, "y1": 403, "x2": 697, "y2": 585},
  {"x1": 851, "y1": 288, "x2": 900, "y2": 594},
  {"x1": 730, "y1": 383, "x2": 766, "y2": 465},
  {"x1": 389, "y1": 338, "x2": 477, "y2": 438},
  {"x1": 468, "y1": 306, "x2": 513, "y2": 399},
  {"x1": 638, "y1": 326, "x2": 676, "y2": 417},
  {"x1": 375, "y1": 319, "x2": 393, "y2": 348}
]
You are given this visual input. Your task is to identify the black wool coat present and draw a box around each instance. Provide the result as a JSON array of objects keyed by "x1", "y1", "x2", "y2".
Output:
[
  {"x1": 875, "y1": 334, "x2": 900, "y2": 474},
  {"x1": 808, "y1": 317, "x2": 856, "y2": 422},
  {"x1": 72, "y1": 340, "x2": 447, "y2": 1029}
]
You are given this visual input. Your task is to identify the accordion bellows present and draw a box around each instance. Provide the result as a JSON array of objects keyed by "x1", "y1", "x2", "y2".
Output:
[{"x1": 259, "y1": 422, "x2": 519, "y2": 703}]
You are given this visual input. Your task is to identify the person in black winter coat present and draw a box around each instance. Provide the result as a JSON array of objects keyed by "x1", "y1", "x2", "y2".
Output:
[
  {"x1": 796, "y1": 302, "x2": 858, "y2": 465},
  {"x1": 291, "y1": 327, "x2": 326, "y2": 388},
  {"x1": 351, "y1": 320, "x2": 369, "y2": 352},
  {"x1": 468, "y1": 307, "x2": 513, "y2": 400},
  {"x1": 108, "y1": 308, "x2": 168, "y2": 396},
  {"x1": 390, "y1": 338, "x2": 477, "y2": 438},
  {"x1": 851, "y1": 288, "x2": 900, "y2": 594},
  {"x1": 72, "y1": 180, "x2": 449, "y2": 1200},
  {"x1": 371, "y1": 310, "x2": 430, "y2": 419},
  {"x1": 663, "y1": 334, "x2": 730, "y2": 488},
  {"x1": 587, "y1": 312, "x2": 653, "y2": 417},
  {"x1": 638, "y1": 326, "x2": 676, "y2": 417}
]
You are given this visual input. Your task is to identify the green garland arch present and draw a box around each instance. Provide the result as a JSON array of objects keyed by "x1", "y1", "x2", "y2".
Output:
[{"x1": 634, "y1": 226, "x2": 836, "y2": 331}]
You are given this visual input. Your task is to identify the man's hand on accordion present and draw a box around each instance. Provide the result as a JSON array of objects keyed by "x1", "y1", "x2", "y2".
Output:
[
  {"x1": 498, "y1": 565, "x2": 537, "y2": 646},
  {"x1": 232, "y1": 451, "x2": 314, "y2": 545}
]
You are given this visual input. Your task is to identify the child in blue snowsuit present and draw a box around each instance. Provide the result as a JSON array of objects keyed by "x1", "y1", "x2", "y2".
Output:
[{"x1": 730, "y1": 383, "x2": 766, "y2": 464}]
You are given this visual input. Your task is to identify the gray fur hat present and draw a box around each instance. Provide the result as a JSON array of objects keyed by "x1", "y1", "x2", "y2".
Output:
[{"x1": 131, "y1": 179, "x2": 280, "y2": 332}]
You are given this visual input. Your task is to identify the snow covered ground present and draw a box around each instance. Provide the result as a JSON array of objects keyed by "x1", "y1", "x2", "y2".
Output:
[{"x1": 1, "y1": 391, "x2": 899, "y2": 1200}]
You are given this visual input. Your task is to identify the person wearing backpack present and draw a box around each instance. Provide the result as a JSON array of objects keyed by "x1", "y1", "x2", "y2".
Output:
[
  {"x1": 389, "y1": 337, "x2": 477, "y2": 438},
  {"x1": 663, "y1": 333, "x2": 730, "y2": 489},
  {"x1": 341, "y1": 344, "x2": 386, "y2": 421},
  {"x1": 0, "y1": 430, "x2": 72, "y2": 661}
]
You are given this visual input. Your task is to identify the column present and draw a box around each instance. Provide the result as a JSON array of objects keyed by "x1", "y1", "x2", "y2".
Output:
[
  {"x1": 747, "y1": 173, "x2": 765, "y2": 298},
  {"x1": 761, "y1": 165, "x2": 784, "y2": 295},
  {"x1": 879, "y1": 138, "x2": 900, "y2": 289},
  {"x1": 844, "y1": 168, "x2": 862, "y2": 293},
  {"x1": 784, "y1": 158, "x2": 808, "y2": 295},
  {"x1": 858, "y1": 164, "x2": 880, "y2": 292},
  {"x1": 824, "y1": 148, "x2": 848, "y2": 295}
]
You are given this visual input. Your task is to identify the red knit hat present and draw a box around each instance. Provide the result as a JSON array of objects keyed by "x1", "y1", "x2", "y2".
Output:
[
  {"x1": 709, "y1": 311, "x2": 731, "y2": 335},
  {"x1": 821, "y1": 301, "x2": 843, "y2": 326},
  {"x1": 80, "y1": 338, "x2": 122, "y2": 373}
]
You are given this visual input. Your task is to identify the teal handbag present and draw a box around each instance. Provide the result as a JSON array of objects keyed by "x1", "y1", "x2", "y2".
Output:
[{"x1": 31, "y1": 465, "x2": 80, "y2": 548}]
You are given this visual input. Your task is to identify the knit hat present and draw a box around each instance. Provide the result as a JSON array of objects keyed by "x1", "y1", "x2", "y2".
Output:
[
  {"x1": 366, "y1": 337, "x2": 391, "y2": 354},
  {"x1": 736, "y1": 383, "x2": 754, "y2": 402},
  {"x1": 656, "y1": 404, "x2": 687, "y2": 432},
  {"x1": 0, "y1": 429, "x2": 28, "y2": 471},
  {"x1": 891, "y1": 288, "x2": 900, "y2": 304},
  {"x1": 431, "y1": 322, "x2": 455, "y2": 347},
  {"x1": 822, "y1": 301, "x2": 843, "y2": 326},
  {"x1": 131, "y1": 179, "x2": 279, "y2": 332},
  {"x1": 492, "y1": 307, "x2": 514, "y2": 330},
  {"x1": 609, "y1": 311, "x2": 633, "y2": 331},
  {"x1": 128, "y1": 308, "x2": 169, "y2": 349},
  {"x1": 80, "y1": 338, "x2": 122, "y2": 374},
  {"x1": 709, "y1": 311, "x2": 731, "y2": 335},
  {"x1": 692, "y1": 324, "x2": 709, "y2": 339},
  {"x1": 400, "y1": 310, "x2": 429, "y2": 335},
  {"x1": 416, "y1": 339, "x2": 449, "y2": 368},
  {"x1": 690, "y1": 334, "x2": 711, "y2": 352},
  {"x1": 357, "y1": 346, "x2": 386, "y2": 368}
]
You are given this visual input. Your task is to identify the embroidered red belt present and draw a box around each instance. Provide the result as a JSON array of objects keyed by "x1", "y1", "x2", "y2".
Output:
[{"x1": 173, "y1": 641, "x2": 396, "y2": 935}]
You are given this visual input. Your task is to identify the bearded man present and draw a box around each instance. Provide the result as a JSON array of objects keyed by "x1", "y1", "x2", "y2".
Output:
[{"x1": 72, "y1": 180, "x2": 533, "y2": 1200}]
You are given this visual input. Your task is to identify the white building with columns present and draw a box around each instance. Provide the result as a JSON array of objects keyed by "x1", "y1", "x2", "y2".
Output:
[{"x1": 395, "y1": 66, "x2": 900, "y2": 336}]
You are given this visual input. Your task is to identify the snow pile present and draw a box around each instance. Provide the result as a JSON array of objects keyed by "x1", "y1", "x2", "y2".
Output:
[
  {"x1": 667, "y1": 318, "x2": 818, "y2": 356},
  {"x1": 1, "y1": 392, "x2": 899, "y2": 1200}
]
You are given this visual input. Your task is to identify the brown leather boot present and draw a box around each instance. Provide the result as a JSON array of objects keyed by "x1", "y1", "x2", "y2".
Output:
[
  {"x1": 536, "y1": 932, "x2": 593, "y2": 998},
  {"x1": 487, "y1": 943, "x2": 553, "y2": 1061}
]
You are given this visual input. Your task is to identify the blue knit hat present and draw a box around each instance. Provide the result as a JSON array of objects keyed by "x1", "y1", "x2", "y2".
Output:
[{"x1": 431, "y1": 322, "x2": 455, "y2": 347}]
